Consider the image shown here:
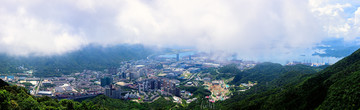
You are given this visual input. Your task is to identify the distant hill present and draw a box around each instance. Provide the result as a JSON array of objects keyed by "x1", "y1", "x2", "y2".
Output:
[
  {"x1": 230, "y1": 62, "x2": 318, "y2": 86},
  {"x1": 220, "y1": 48, "x2": 360, "y2": 109},
  {"x1": 83, "y1": 95, "x2": 180, "y2": 110},
  {"x1": 0, "y1": 44, "x2": 152, "y2": 77},
  {"x1": 2, "y1": 46, "x2": 360, "y2": 109}
]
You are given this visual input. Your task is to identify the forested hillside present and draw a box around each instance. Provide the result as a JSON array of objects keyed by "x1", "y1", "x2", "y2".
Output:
[
  {"x1": 230, "y1": 62, "x2": 318, "y2": 86},
  {"x1": 0, "y1": 44, "x2": 152, "y2": 77},
  {"x1": 219, "y1": 48, "x2": 360, "y2": 109}
]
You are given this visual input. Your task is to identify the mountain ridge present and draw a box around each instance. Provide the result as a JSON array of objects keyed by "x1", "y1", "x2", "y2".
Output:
[
  {"x1": 0, "y1": 44, "x2": 152, "y2": 77},
  {"x1": 220, "y1": 48, "x2": 360, "y2": 109}
]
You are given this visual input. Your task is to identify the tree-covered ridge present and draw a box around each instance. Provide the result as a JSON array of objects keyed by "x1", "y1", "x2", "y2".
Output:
[
  {"x1": 219, "y1": 48, "x2": 360, "y2": 110},
  {"x1": 211, "y1": 63, "x2": 317, "y2": 109},
  {"x1": 82, "y1": 95, "x2": 180, "y2": 110},
  {"x1": 0, "y1": 44, "x2": 152, "y2": 77},
  {"x1": 230, "y1": 62, "x2": 317, "y2": 86}
]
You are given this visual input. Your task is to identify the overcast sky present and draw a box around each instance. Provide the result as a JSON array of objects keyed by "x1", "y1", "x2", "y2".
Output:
[{"x1": 0, "y1": 0, "x2": 359, "y2": 63}]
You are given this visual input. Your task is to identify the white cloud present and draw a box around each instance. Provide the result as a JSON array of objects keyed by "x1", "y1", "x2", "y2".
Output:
[
  {"x1": 309, "y1": 0, "x2": 360, "y2": 40},
  {"x1": 0, "y1": 6, "x2": 87, "y2": 56},
  {"x1": 0, "y1": 0, "x2": 359, "y2": 63},
  {"x1": 114, "y1": 0, "x2": 324, "y2": 62}
]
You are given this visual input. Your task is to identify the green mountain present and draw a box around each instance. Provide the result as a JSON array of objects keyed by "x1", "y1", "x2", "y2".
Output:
[
  {"x1": 2, "y1": 47, "x2": 360, "y2": 109},
  {"x1": 230, "y1": 62, "x2": 316, "y2": 85},
  {"x1": 220, "y1": 48, "x2": 360, "y2": 109},
  {"x1": 0, "y1": 44, "x2": 152, "y2": 77},
  {"x1": 83, "y1": 95, "x2": 179, "y2": 110}
]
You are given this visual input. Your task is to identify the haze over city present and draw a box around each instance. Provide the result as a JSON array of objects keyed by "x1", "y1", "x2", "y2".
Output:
[
  {"x1": 1, "y1": 0, "x2": 360, "y2": 63},
  {"x1": 2, "y1": 0, "x2": 360, "y2": 110}
]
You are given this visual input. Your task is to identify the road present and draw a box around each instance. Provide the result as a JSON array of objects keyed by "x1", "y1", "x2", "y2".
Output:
[{"x1": 33, "y1": 80, "x2": 42, "y2": 95}]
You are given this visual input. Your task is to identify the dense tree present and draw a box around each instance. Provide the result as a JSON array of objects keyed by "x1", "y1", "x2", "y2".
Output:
[
  {"x1": 218, "y1": 48, "x2": 360, "y2": 110},
  {"x1": 0, "y1": 44, "x2": 152, "y2": 77}
]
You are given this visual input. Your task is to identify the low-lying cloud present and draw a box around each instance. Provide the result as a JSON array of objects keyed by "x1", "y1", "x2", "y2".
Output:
[{"x1": 0, "y1": 0, "x2": 359, "y2": 63}]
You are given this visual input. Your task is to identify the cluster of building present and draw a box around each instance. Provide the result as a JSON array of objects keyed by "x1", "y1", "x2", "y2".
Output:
[
  {"x1": 0, "y1": 51, "x2": 260, "y2": 103},
  {"x1": 138, "y1": 78, "x2": 181, "y2": 98},
  {"x1": 204, "y1": 80, "x2": 230, "y2": 102}
]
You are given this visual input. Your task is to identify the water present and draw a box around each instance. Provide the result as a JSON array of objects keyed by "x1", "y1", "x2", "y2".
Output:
[{"x1": 7, "y1": 76, "x2": 14, "y2": 79}]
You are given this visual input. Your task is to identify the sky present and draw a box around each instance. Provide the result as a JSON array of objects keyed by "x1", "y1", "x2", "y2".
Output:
[{"x1": 0, "y1": 0, "x2": 359, "y2": 63}]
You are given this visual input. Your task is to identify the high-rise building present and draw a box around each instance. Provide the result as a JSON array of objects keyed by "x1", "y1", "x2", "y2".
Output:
[
  {"x1": 170, "y1": 87, "x2": 181, "y2": 97},
  {"x1": 150, "y1": 79, "x2": 156, "y2": 89},
  {"x1": 157, "y1": 79, "x2": 162, "y2": 89},
  {"x1": 108, "y1": 67, "x2": 117, "y2": 75},
  {"x1": 176, "y1": 53, "x2": 180, "y2": 61},
  {"x1": 144, "y1": 80, "x2": 149, "y2": 92},
  {"x1": 121, "y1": 72, "x2": 127, "y2": 79},
  {"x1": 105, "y1": 85, "x2": 121, "y2": 99},
  {"x1": 130, "y1": 72, "x2": 140, "y2": 80},
  {"x1": 138, "y1": 83, "x2": 143, "y2": 92},
  {"x1": 101, "y1": 77, "x2": 113, "y2": 87}
]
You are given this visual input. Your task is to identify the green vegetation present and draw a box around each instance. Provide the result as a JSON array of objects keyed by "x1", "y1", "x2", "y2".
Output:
[
  {"x1": 83, "y1": 95, "x2": 182, "y2": 110},
  {"x1": 21, "y1": 82, "x2": 33, "y2": 87},
  {"x1": 2, "y1": 47, "x2": 360, "y2": 110},
  {"x1": 21, "y1": 82, "x2": 34, "y2": 90},
  {"x1": 0, "y1": 44, "x2": 152, "y2": 77},
  {"x1": 181, "y1": 62, "x2": 320, "y2": 109},
  {"x1": 216, "y1": 64, "x2": 239, "y2": 80},
  {"x1": 229, "y1": 62, "x2": 318, "y2": 86},
  {"x1": 201, "y1": 65, "x2": 239, "y2": 80},
  {"x1": 83, "y1": 95, "x2": 145, "y2": 110},
  {"x1": 217, "y1": 48, "x2": 360, "y2": 109},
  {"x1": 183, "y1": 97, "x2": 216, "y2": 110},
  {"x1": 144, "y1": 97, "x2": 179, "y2": 110},
  {"x1": 179, "y1": 86, "x2": 211, "y2": 98}
]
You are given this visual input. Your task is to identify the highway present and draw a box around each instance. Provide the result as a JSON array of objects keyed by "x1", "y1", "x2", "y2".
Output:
[{"x1": 32, "y1": 79, "x2": 42, "y2": 96}]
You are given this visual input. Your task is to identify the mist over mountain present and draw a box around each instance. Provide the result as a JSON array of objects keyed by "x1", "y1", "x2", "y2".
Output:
[
  {"x1": 1, "y1": 0, "x2": 360, "y2": 63},
  {"x1": 3, "y1": 48, "x2": 360, "y2": 109},
  {"x1": 1, "y1": 0, "x2": 360, "y2": 110},
  {"x1": 0, "y1": 44, "x2": 152, "y2": 77},
  {"x1": 218, "y1": 48, "x2": 360, "y2": 109}
]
